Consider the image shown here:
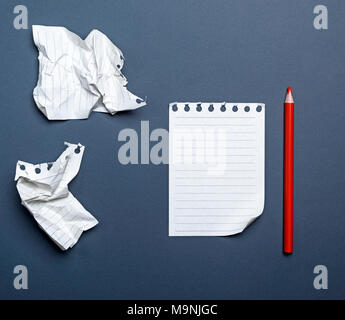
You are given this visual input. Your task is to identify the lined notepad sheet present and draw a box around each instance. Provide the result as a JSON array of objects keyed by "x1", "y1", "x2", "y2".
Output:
[{"x1": 169, "y1": 102, "x2": 265, "y2": 236}]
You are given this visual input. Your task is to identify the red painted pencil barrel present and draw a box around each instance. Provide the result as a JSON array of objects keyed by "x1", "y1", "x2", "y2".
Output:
[{"x1": 284, "y1": 101, "x2": 294, "y2": 253}]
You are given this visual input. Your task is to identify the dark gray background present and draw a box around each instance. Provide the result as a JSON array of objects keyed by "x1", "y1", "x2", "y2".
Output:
[{"x1": 0, "y1": 0, "x2": 344, "y2": 299}]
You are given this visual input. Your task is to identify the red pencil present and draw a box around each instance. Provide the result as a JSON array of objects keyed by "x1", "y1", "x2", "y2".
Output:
[{"x1": 284, "y1": 87, "x2": 294, "y2": 253}]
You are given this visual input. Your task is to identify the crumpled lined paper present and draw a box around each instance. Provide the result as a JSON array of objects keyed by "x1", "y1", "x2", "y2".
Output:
[
  {"x1": 15, "y1": 142, "x2": 98, "y2": 250},
  {"x1": 32, "y1": 25, "x2": 146, "y2": 120}
]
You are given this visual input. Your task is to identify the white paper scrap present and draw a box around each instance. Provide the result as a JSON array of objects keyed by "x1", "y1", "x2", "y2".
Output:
[
  {"x1": 15, "y1": 142, "x2": 98, "y2": 250},
  {"x1": 32, "y1": 25, "x2": 146, "y2": 120},
  {"x1": 169, "y1": 102, "x2": 265, "y2": 236}
]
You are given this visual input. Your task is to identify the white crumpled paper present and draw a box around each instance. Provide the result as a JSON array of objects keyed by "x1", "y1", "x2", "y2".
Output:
[
  {"x1": 15, "y1": 142, "x2": 98, "y2": 250},
  {"x1": 32, "y1": 25, "x2": 146, "y2": 120}
]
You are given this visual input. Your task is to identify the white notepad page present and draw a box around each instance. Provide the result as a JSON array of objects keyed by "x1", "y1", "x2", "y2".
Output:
[{"x1": 169, "y1": 102, "x2": 265, "y2": 236}]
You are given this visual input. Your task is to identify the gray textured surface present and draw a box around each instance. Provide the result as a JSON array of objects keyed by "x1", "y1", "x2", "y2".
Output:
[{"x1": 0, "y1": 0, "x2": 344, "y2": 299}]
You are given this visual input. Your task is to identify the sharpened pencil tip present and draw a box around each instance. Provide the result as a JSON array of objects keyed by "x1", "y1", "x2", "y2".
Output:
[{"x1": 285, "y1": 87, "x2": 294, "y2": 103}]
